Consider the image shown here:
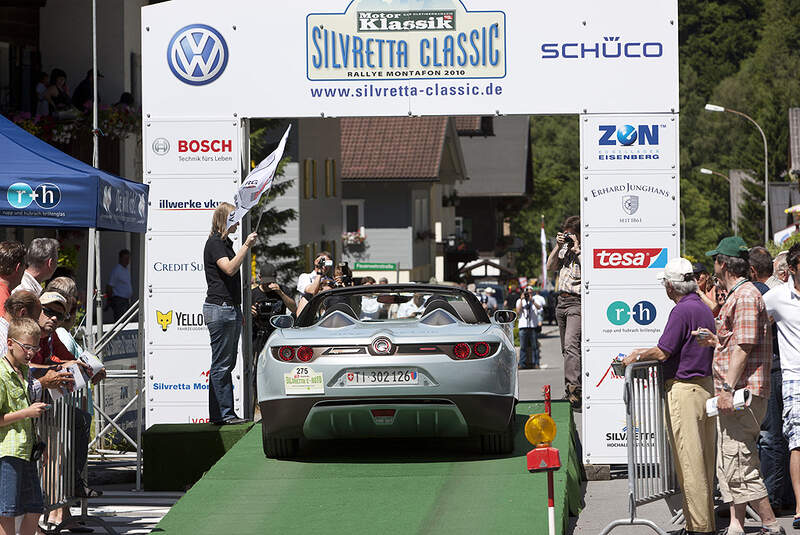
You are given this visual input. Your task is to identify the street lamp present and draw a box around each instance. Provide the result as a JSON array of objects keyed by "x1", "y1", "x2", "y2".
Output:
[
  {"x1": 704, "y1": 103, "x2": 769, "y2": 245},
  {"x1": 699, "y1": 167, "x2": 734, "y2": 233}
]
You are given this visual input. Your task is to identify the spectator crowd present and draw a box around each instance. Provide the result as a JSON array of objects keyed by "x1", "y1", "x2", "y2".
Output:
[{"x1": 0, "y1": 238, "x2": 106, "y2": 535}]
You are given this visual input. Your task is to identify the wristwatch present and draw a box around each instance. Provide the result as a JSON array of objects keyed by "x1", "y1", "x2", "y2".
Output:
[{"x1": 722, "y1": 382, "x2": 733, "y2": 393}]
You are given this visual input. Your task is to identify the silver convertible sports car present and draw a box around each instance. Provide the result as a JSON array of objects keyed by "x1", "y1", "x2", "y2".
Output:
[{"x1": 257, "y1": 284, "x2": 519, "y2": 458}]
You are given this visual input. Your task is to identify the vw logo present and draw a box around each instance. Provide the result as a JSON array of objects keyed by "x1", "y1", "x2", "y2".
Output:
[
  {"x1": 616, "y1": 124, "x2": 638, "y2": 146},
  {"x1": 167, "y1": 24, "x2": 228, "y2": 86},
  {"x1": 152, "y1": 138, "x2": 170, "y2": 155}
]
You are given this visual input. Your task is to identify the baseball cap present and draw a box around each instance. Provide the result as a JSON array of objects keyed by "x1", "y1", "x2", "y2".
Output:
[
  {"x1": 706, "y1": 236, "x2": 749, "y2": 258},
  {"x1": 692, "y1": 262, "x2": 708, "y2": 274},
  {"x1": 258, "y1": 263, "x2": 277, "y2": 283},
  {"x1": 39, "y1": 291, "x2": 67, "y2": 307},
  {"x1": 656, "y1": 257, "x2": 694, "y2": 283}
]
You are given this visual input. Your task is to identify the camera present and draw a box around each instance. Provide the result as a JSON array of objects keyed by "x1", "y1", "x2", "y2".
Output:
[
  {"x1": 563, "y1": 232, "x2": 574, "y2": 248},
  {"x1": 335, "y1": 262, "x2": 353, "y2": 287},
  {"x1": 316, "y1": 258, "x2": 334, "y2": 276},
  {"x1": 31, "y1": 440, "x2": 46, "y2": 462},
  {"x1": 254, "y1": 298, "x2": 283, "y2": 322}
]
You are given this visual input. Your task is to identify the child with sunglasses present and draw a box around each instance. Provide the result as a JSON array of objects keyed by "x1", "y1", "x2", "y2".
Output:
[{"x1": 0, "y1": 318, "x2": 49, "y2": 535}]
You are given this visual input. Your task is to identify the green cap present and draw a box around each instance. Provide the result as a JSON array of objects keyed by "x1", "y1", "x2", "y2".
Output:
[{"x1": 706, "y1": 236, "x2": 749, "y2": 258}]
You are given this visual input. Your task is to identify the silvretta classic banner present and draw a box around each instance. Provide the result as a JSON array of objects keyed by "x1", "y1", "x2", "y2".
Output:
[{"x1": 306, "y1": 0, "x2": 505, "y2": 81}]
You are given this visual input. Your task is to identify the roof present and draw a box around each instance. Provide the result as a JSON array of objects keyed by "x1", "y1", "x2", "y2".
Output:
[
  {"x1": 454, "y1": 116, "x2": 482, "y2": 135},
  {"x1": 790, "y1": 108, "x2": 800, "y2": 177},
  {"x1": 341, "y1": 117, "x2": 450, "y2": 180},
  {"x1": 458, "y1": 116, "x2": 531, "y2": 197}
]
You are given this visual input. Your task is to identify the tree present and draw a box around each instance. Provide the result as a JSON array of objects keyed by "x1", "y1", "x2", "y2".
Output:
[{"x1": 248, "y1": 119, "x2": 301, "y2": 285}]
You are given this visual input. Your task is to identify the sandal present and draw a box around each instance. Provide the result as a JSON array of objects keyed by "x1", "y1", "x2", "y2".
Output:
[
  {"x1": 38, "y1": 520, "x2": 62, "y2": 534},
  {"x1": 792, "y1": 516, "x2": 800, "y2": 529}
]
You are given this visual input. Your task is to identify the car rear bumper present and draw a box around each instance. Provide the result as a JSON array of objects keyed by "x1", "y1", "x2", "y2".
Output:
[{"x1": 259, "y1": 394, "x2": 516, "y2": 439}]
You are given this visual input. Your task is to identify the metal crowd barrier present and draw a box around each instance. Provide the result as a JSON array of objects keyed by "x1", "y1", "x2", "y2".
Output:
[{"x1": 599, "y1": 361, "x2": 679, "y2": 535}]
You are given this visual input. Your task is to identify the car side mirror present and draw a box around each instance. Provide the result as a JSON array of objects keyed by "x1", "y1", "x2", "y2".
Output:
[
  {"x1": 269, "y1": 314, "x2": 294, "y2": 329},
  {"x1": 493, "y1": 310, "x2": 517, "y2": 324}
]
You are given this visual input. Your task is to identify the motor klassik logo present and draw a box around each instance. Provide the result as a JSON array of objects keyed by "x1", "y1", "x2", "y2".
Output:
[{"x1": 307, "y1": 0, "x2": 505, "y2": 81}]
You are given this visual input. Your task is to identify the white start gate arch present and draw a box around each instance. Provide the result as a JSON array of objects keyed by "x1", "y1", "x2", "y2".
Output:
[{"x1": 141, "y1": 0, "x2": 679, "y2": 464}]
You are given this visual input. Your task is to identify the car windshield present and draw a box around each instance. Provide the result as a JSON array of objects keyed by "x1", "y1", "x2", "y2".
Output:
[{"x1": 307, "y1": 289, "x2": 480, "y2": 325}]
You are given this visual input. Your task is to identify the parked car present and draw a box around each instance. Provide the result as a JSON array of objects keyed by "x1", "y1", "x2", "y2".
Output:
[{"x1": 257, "y1": 284, "x2": 519, "y2": 458}]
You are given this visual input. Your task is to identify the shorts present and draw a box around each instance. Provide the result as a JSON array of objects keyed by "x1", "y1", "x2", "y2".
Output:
[
  {"x1": 0, "y1": 456, "x2": 44, "y2": 516},
  {"x1": 783, "y1": 379, "x2": 800, "y2": 450}
]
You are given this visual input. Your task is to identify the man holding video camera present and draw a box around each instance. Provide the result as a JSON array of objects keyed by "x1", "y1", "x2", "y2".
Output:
[
  {"x1": 252, "y1": 263, "x2": 296, "y2": 356},
  {"x1": 297, "y1": 251, "x2": 333, "y2": 295},
  {"x1": 546, "y1": 215, "x2": 582, "y2": 410}
]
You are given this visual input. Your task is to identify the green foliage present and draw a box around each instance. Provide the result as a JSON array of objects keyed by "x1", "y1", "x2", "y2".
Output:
[
  {"x1": 767, "y1": 231, "x2": 800, "y2": 256},
  {"x1": 511, "y1": 116, "x2": 580, "y2": 279},
  {"x1": 248, "y1": 119, "x2": 301, "y2": 285}
]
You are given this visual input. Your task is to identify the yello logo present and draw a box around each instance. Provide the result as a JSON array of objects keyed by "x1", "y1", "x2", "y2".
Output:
[
  {"x1": 593, "y1": 248, "x2": 668, "y2": 269},
  {"x1": 155, "y1": 309, "x2": 204, "y2": 332},
  {"x1": 156, "y1": 310, "x2": 173, "y2": 331},
  {"x1": 606, "y1": 301, "x2": 656, "y2": 326},
  {"x1": 7, "y1": 182, "x2": 61, "y2": 209},
  {"x1": 599, "y1": 124, "x2": 659, "y2": 146}
]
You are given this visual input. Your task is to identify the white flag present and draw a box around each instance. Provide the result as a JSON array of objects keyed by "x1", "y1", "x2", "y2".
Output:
[
  {"x1": 226, "y1": 124, "x2": 292, "y2": 230},
  {"x1": 540, "y1": 216, "x2": 548, "y2": 289}
]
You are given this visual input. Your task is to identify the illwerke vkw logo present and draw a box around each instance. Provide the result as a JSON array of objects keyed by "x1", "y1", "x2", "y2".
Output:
[
  {"x1": 152, "y1": 138, "x2": 170, "y2": 155},
  {"x1": 7, "y1": 182, "x2": 61, "y2": 209},
  {"x1": 167, "y1": 24, "x2": 228, "y2": 86}
]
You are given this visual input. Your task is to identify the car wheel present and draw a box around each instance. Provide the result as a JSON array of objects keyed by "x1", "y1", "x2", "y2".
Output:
[
  {"x1": 480, "y1": 417, "x2": 515, "y2": 455},
  {"x1": 262, "y1": 422, "x2": 299, "y2": 458}
]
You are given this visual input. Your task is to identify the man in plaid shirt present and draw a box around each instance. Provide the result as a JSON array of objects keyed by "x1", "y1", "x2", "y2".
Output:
[{"x1": 695, "y1": 236, "x2": 781, "y2": 535}]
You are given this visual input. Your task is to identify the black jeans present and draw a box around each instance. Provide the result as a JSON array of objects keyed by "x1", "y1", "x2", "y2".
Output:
[{"x1": 758, "y1": 362, "x2": 794, "y2": 508}]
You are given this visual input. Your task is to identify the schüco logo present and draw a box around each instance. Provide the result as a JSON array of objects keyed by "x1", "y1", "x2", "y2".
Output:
[
  {"x1": 599, "y1": 124, "x2": 659, "y2": 147},
  {"x1": 606, "y1": 300, "x2": 656, "y2": 326},
  {"x1": 593, "y1": 248, "x2": 668, "y2": 269},
  {"x1": 178, "y1": 139, "x2": 232, "y2": 153},
  {"x1": 7, "y1": 182, "x2": 61, "y2": 210},
  {"x1": 167, "y1": 24, "x2": 228, "y2": 86},
  {"x1": 155, "y1": 310, "x2": 204, "y2": 332}
]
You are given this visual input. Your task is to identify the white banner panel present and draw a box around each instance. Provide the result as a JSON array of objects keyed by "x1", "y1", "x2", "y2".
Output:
[
  {"x1": 141, "y1": 0, "x2": 678, "y2": 118},
  {"x1": 146, "y1": 290, "x2": 209, "y2": 347},
  {"x1": 582, "y1": 115, "x2": 678, "y2": 171},
  {"x1": 146, "y1": 179, "x2": 237, "y2": 230},
  {"x1": 584, "y1": 286, "x2": 673, "y2": 344},
  {"x1": 147, "y1": 348, "x2": 243, "y2": 406},
  {"x1": 147, "y1": 404, "x2": 232, "y2": 426},
  {"x1": 583, "y1": 230, "x2": 678, "y2": 287},
  {"x1": 144, "y1": 120, "x2": 241, "y2": 176},
  {"x1": 583, "y1": 173, "x2": 678, "y2": 229},
  {"x1": 583, "y1": 402, "x2": 646, "y2": 465},
  {"x1": 146, "y1": 234, "x2": 207, "y2": 290}
]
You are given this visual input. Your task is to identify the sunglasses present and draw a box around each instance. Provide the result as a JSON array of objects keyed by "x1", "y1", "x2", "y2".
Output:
[
  {"x1": 42, "y1": 307, "x2": 66, "y2": 322},
  {"x1": 10, "y1": 337, "x2": 40, "y2": 353}
]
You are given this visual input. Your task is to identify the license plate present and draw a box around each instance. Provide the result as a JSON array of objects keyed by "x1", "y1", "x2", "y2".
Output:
[{"x1": 343, "y1": 369, "x2": 418, "y2": 385}]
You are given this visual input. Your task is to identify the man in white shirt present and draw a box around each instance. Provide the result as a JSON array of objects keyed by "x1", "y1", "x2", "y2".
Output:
[
  {"x1": 397, "y1": 294, "x2": 425, "y2": 319},
  {"x1": 13, "y1": 237, "x2": 59, "y2": 296},
  {"x1": 106, "y1": 249, "x2": 133, "y2": 321},
  {"x1": 297, "y1": 251, "x2": 333, "y2": 295},
  {"x1": 516, "y1": 286, "x2": 543, "y2": 369},
  {"x1": 763, "y1": 244, "x2": 800, "y2": 522}
]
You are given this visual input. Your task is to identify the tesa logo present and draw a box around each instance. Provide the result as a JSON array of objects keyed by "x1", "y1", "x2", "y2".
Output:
[
  {"x1": 178, "y1": 139, "x2": 232, "y2": 153},
  {"x1": 593, "y1": 248, "x2": 668, "y2": 269}
]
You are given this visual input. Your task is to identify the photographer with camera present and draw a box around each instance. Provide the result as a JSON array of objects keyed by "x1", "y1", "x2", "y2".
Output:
[
  {"x1": 516, "y1": 285, "x2": 544, "y2": 369},
  {"x1": 297, "y1": 251, "x2": 334, "y2": 295},
  {"x1": 546, "y1": 215, "x2": 582, "y2": 409},
  {"x1": 251, "y1": 263, "x2": 296, "y2": 356}
]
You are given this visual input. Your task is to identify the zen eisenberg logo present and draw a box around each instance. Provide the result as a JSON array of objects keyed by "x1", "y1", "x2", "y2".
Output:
[{"x1": 357, "y1": 11, "x2": 455, "y2": 32}]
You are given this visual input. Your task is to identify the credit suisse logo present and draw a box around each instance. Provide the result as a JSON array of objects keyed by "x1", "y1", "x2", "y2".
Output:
[
  {"x1": 593, "y1": 248, "x2": 668, "y2": 269},
  {"x1": 6, "y1": 182, "x2": 61, "y2": 209},
  {"x1": 167, "y1": 24, "x2": 228, "y2": 86}
]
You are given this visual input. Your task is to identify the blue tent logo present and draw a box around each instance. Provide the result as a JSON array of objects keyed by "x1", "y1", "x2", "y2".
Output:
[
  {"x1": 7, "y1": 182, "x2": 34, "y2": 208},
  {"x1": 34, "y1": 183, "x2": 61, "y2": 209}
]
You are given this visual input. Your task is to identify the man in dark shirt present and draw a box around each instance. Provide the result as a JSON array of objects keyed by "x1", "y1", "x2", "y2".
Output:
[
  {"x1": 623, "y1": 258, "x2": 717, "y2": 535},
  {"x1": 251, "y1": 263, "x2": 295, "y2": 355},
  {"x1": 71, "y1": 69, "x2": 102, "y2": 112}
]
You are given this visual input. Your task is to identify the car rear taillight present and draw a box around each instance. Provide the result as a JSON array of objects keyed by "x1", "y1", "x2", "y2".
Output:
[
  {"x1": 297, "y1": 346, "x2": 313, "y2": 362},
  {"x1": 453, "y1": 342, "x2": 471, "y2": 360},
  {"x1": 473, "y1": 342, "x2": 491, "y2": 357},
  {"x1": 278, "y1": 346, "x2": 295, "y2": 361}
]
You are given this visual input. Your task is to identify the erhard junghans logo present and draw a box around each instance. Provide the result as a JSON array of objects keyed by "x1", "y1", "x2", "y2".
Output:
[
  {"x1": 155, "y1": 310, "x2": 205, "y2": 332},
  {"x1": 307, "y1": 0, "x2": 505, "y2": 81}
]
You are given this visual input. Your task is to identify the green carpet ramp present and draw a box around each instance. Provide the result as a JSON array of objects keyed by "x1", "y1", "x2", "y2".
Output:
[{"x1": 154, "y1": 401, "x2": 581, "y2": 534}]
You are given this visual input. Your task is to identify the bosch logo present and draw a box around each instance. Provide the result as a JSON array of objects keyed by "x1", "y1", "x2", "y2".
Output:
[
  {"x1": 599, "y1": 125, "x2": 659, "y2": 147},
  {"x1": 7, "y1": 182, "x2": 61, "y2": 210},
  {"x1": 178, "y1": 139, "x2": 232, "y2": 153},
  {"x1": 152, "y1": 138, "x2": 170, "y2": 155},
  {"x1": 167, "y1": 24, "x2": 228, "y2": 86},
  {"x1": 593, "y1": 248, "x2": 668, "y2": 269},
  {"x1": 606, "y1": 300, "x2": 656, "y2": 326}
]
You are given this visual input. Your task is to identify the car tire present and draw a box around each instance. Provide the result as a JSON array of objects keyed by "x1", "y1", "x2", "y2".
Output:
[
  {"x1": 262, "y1": 423, "x2": 299, "y2": 458},
  {"x1": 480, "y1": 417, "x2": 515, "y2": 455}
]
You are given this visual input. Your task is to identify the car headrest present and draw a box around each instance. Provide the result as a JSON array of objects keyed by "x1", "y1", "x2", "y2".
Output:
[{"x1": 421, "y1": 298, "x2": 463, "y2": 322}]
